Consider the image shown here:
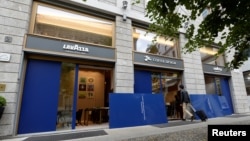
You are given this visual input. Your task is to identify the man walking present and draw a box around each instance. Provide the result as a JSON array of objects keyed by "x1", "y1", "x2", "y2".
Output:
[
  {"x1": 175, "y1": 90, "x2": 183, "y2": 119},
  {"x1": 179, "y1": 84, "x2": 194, "y2": 121}
]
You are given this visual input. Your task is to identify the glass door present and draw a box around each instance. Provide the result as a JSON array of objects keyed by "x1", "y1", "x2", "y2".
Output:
[{"x1": 56, "y1": 63, "x2": 76, "y2": 130}]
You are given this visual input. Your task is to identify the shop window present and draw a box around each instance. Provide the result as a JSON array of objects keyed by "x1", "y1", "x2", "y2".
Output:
[
  {"x1": 133, "y1": 27, "x2": 179, "y2": 58},
  {"x1": 32, "y1": 4, "x2": 114, "y2": 47},
  {"x1": 205, "y1": 76, "x2": 222, "y2": 95},
  {"x1": 151, "y1": 72, "x2": 180, "y2": 103},
  {"x1": 200, "y1": 46, "x2": 225, "y2": 66},
  {"x1": 57, "y1": 62, "x2": 75, "y2": 130},
  {"x1": 243, "y1": 71, "x2": 250, "y2": 96},
  {"x1": 152, "y1": 73, "x2": 161, "y2": 94}
]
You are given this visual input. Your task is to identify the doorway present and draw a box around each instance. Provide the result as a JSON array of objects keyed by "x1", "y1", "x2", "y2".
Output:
[
  {"x1": 19, "y1": 60, "x2": 112, "y2": 134},
  {"x1": 56, "y1": 64, "x2": 112, "y2": 130},
  {"x1": 134, "y1": 69, "x2": 182, "y2": 120},
  {"x1": 75, "y1": 68, "x2": 111, "y2": 127}
]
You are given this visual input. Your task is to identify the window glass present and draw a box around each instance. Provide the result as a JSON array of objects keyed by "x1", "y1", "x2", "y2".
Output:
[
  {"x1": 151, "y1": 72, "x2": 179, "y2": 94},
  {"x1": 33, "y1": 5, "x2": 114, "y2": 47},
  {"x1": 152, "y1": 72, "x2": 161, "y2": 94},
  {"x1": 200, "y1": 47, "x2": 225, "y2": 66},
  {"x1": 133, "y1": 28, "x2": 178, "y2": 58},
  {"x1": 57, "y1": 62, "x2": 75, "y2": 130},
  {"x1": 215, "y1": 78, "x2": 222, "y2": 96},
  {"x1": 243, "y1": 71, "x2": 250, "y2": 96},
  {"x1": 151, "y1": 72, "x2": 180, "y2": 105},
  {"x1": 205, "y1": 76, "x2": 216, "y2": 94},
  {"x1": 205, "y1": 75, "x2": 222, "y2": 95}
]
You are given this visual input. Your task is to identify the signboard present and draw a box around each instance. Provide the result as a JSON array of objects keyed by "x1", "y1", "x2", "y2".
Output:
[
  {"x1": 203, "y1": 64, "x2": 231, "y2": 76},
  {"x1": 134, "y1": 52, "x2": 184, "y2": 70},
  {"x1": 0, "y1": 53, "x2": 11, "y2": 62},
  {"x1": 25, "y1": 35, "x2": 115, "y2": 62}
]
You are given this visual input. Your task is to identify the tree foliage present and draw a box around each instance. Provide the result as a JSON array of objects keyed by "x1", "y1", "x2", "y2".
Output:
[{"x1": 138, "y1": 0, "x2": 250, "y2": 69}]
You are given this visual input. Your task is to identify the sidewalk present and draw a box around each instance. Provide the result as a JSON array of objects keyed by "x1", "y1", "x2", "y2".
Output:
[{"x1": 2, "y1": 113, "x2": 250, "y2": 141}]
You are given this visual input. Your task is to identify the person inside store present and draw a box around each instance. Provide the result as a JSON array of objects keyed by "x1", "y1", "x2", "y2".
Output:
[{"x1": 179, "y1": 84, "x2": 194, "y2": 121}]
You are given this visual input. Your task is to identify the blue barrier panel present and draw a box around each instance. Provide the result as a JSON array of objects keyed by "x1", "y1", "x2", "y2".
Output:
[
  {"x1": 109, "y1": 93, "x2": 167, "y2": 128},
  {"x1": 134, "y1": 70, "x2": 152, "y2": 93},
  {"x1": 190, "y1": 94, "x2": 233, "y2": 119}
]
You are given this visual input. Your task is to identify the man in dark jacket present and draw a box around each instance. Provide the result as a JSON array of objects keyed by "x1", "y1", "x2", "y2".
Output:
[
  {"x1": 179, "y1": 84, "x2": 194, "y2": 121},
  {"x1": 175, "y1": 90, "x2": 183, "y2": 119}
]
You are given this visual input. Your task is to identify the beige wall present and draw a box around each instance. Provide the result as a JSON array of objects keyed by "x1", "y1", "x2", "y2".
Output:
[{"x1": 77, "y1": 69, "x2": 105, "y2": 110}]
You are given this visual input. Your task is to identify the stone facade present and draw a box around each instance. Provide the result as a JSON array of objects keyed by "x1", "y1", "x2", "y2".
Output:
[
  {"x1": 225, "y1": 49, "x2": 249, "y2": 113},
  {"x1": 0, "y1": 0, "x2": 249, "y2": 137},
  {"x1": 114, "y1": 16, "x2": 134, "y2": 93},
  {"x1": 0, "y1": 0, "x2": 32, "y2": 136},
  {"x1": 179, "y1": 33, "x2": 206, "y2": 94}
]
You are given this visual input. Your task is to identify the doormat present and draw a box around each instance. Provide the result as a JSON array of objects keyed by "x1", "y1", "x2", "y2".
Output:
[{"x1": 23, "y1": 130, "x2": 107, "y2": 141}]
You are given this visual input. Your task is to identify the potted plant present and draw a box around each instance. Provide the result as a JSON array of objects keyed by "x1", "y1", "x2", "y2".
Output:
[{"x1": 0, "y1": 95, "x2": 6, "y2": 119}]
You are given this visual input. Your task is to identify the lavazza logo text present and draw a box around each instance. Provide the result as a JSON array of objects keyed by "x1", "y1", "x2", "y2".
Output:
[
  {"x1": 213, "y1": 66, "x2": 223, "y2": 72},
  {"x1": 63, "y1": 44, "x2": 89, "y2": 53},
  {"x1": 144, "y1": 55, "x2": 176, "y2": 64}
]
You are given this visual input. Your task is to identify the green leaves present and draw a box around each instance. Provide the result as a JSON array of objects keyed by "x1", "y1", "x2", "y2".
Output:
[
  {"x1": 0, "y1": 96, "x2": 6, "y2": 107},
  {"x1": 145, "y1": 0, "x2": 250, "y2": 70}
]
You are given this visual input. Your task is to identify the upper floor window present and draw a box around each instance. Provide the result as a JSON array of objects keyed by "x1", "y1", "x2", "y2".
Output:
[
  {"x1": 200, "y1": 46, "x2": 225, "y2": 66},
  {"x1": 32, "y1": 4, "x2": 114, "y2": 47},
  {"x1": 133, "y1": 27, "x2": 179, "y2": 58}
]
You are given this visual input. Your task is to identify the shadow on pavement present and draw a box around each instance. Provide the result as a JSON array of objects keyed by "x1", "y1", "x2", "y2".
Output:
[{"x1": 23, "y1": 130, "x2": 107, "y2": 141}]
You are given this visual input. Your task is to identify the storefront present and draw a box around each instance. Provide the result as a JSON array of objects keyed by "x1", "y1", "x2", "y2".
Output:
[
  {"x1": 17, "y1": 2, "x2": 115, "y2": 134},
  {"x1": 131, "y1": 26, "x2": 184, "y2": 119},
  {"x1": 189, "y1": 46, "x2": 234, "y2": 118},
  {"x1": 189, "y1": 46, "x2": 234, "y2": 117},
  {"x1": 2, "y1": 0, "x2": 250, "y2": 138},
  {"x1": 133, "y1": 52, "x2": 184, "y2": 119},
  {"x1": 18, "y1": 35, "x2": 115, "y2": 134}
]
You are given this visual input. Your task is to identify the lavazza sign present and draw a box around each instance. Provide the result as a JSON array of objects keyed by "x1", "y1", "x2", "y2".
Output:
[
  {"x1": 213, "y1": 66, "x2": 223, "y2": 72},
  {"x1": 63, "y1": 43, "x2": 89, "y2": 53}
]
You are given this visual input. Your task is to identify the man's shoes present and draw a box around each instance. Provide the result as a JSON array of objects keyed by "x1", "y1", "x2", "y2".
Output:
[
  {"x1": 182, "y1": 118, "x2": 186, "y2": 121},
  {"x1": 191, "y1": 116, "x2": 194, "y2": 122}
]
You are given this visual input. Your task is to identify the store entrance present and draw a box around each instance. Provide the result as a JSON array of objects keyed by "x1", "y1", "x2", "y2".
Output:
[
  {"x1": 134, "y1": 69, "x2": 182, "y2": 120},
  {"x1": 56, "y1": 63, "x2": 112, "y2": 130},
  {"x1": 18, "y1": 60, "x2": 112, "y2": 134},
  {"x1": 76, "y1": 67, "x2": 111, "y2": 127}
]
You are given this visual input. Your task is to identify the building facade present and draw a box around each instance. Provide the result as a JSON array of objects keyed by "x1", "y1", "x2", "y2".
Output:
[{"x1": 0, "y1": 0, "x2": 249, "y2": 137}]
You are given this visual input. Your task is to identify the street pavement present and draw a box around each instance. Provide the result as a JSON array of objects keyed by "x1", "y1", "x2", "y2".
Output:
[{"x1": 1, "y1": 113, "x2": 250, "y2": 141}]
